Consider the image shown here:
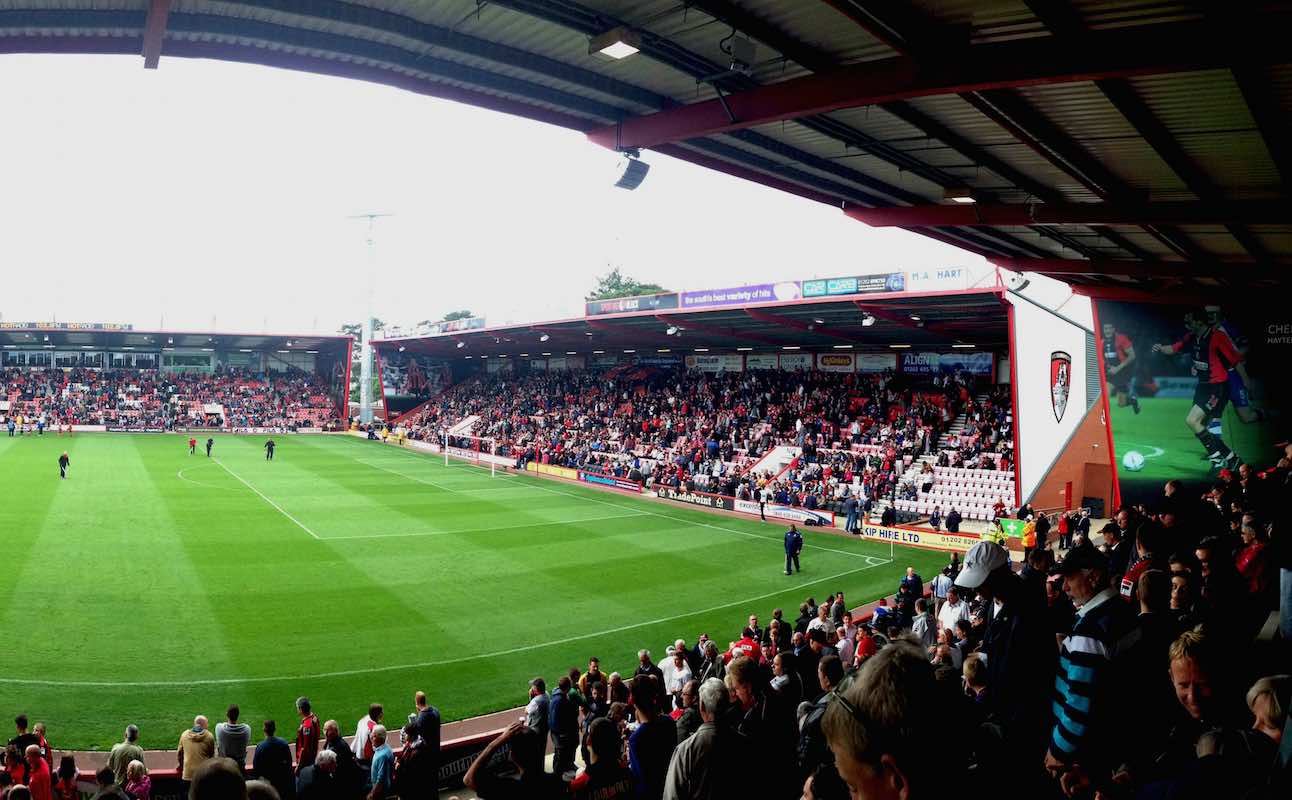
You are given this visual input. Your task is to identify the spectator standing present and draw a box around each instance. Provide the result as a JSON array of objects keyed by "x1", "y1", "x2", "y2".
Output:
[
  {"x1": 123, "y1": 761, "x2": 150, "y2": 800},
  {"x1": 819, "y1": 639, "x2": 967, "y2": 800},
  {"x1": 725, "y1": 656, "x2": 797, "y2": 798},
  {"x1": 524, "y1": 678, "x2": 550, "y2": 743},
  {"x1": 937, "y1": 587, "x2": 970, "y2": 634},
  {"x1": 107, "y1": 726, "x2": 144, "y2": 786},
  {"x1": 351, "y1": 704, "x2": 383, "y2": 770},
  {"x1": 89, "y1": 767, "x2": 128, "y2": 800},
  {"x1": 627, "y1": 675, "x2": 678, "y2": 800},
  {"x1": 367, "y1": 725, "x2": 394, "y2": 800},
  {"x1": 661, "y1": 649, "x2": 693, "y2": 711},
  {"x1": 946, "y1": 507, "x2": 962, "y2": 533},
  {"x1": 322, "y1": 720, "x2": 362, "y2": 797},
  {"x1": 176, "y1": 716, "x2": 215, "y2": 789},
  {"x1": 662, "y1": 678, "x2": 742, "y2": 800},
  {"x1": 52, "y1": 758, "x2": 77, "y2": 800},
  {"x1": 8, "y1": 717, "x2": 38, "y2": 761},
  {"x1": 571, "y1": 718, "x2": 634, "y2": 800},
  {"x1": 24, "y1": 746, "x2": 50, "y2": 800},
  {"x1": 784, "y1": 525, "x2": 803, "y2": 575},
  {"x1": 1045, "y1": 545, "x2": 1132, "y2": 791},
  {"x1": 954, "y1": 541, "x2": 1056, "y2": 787},
  {"x1": 295, "y1": 749, "x2": 340, "y2": 800},
  {"x1": 548, "y1": 676, "x2": 580, "y2": 777},
  {"x1": 910, "y1": 599, "x2": 938, "y2": 648},
  {"x1": 463, "y1": 721, "x2": 565, "y2": 799},
  {"x1": 635, "y1": 650, "x2": 667, "y2": 707},
  {"x1": 252, "y1": 720, "x2": 295, "y2": 800},
  {"x1": 579, "y1": 658, "x2": 606, "y2": 698},
  {"x1": 410, "y1": 691, "x2": 440, "y2": 785},
  {"x1": 216, "y1": 704, "x2": 252, "y2": 768},
  {"x1": 295, "y1": 697, "x2": 321, "y2": 774}
]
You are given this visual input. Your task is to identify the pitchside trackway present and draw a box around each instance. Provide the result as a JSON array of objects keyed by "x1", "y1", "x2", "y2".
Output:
[{"x1": 0, "y1": 433, "x2": 943, "y2": 749}]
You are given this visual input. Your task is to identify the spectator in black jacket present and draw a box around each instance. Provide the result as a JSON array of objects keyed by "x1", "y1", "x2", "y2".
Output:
[
  {"x1": 295, "y1": 749, "x2": 340, "y2": 800},
  {"x1": 946, "y1": 508, "x2": 962, "y2": 533},
  {"x1": 955, "y1": 541, "x2": 1056, "y2": 791},
  {"x1": 252, "y1": 720, "x2": 294, "y2": 800}
]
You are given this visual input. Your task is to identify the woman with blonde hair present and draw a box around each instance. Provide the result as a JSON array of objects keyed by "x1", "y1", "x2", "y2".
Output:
[
  {"x1": 1246, "y1": 674, "x2": 1290, "y2": 745},
  {"x1": 124, "y1": 760, "x2": 151, "y2": 800}
]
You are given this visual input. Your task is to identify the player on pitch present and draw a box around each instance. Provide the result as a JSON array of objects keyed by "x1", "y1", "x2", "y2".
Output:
[
  {"x1": 1102, "y1": 320, "x2": 1140, "y2": 414},
  {"x1": 188, "y1": 436, "x2": 197, "y2": 455},
  {"x1": 58, "y1": 451, "x2": 70, "y2": 480},
  {"x1": 1153, "y1": 310, "x2": 1249, "y2": 469}
]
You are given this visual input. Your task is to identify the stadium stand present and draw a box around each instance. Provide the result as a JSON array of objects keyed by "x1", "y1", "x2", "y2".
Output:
[
  {"x1": 398, "y1": 366, "x2": 1014, "y2": 525},
  {"x1": 0, "y1": 366, "x2": 342, "y2": 430}
]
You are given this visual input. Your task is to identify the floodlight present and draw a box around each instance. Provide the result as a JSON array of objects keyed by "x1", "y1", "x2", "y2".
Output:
[
  {"x1": 613, "y1": 153, "x2": 650, "y2": 190},
  {"x1": 944, "y1": 186, "x2": 976, "y2": 204},
  {"x1": 456, "y1": 341, "x2": 466, "y2": 349},
  {"x1": 861, "y1": 314, "x2": 876, "y2": 327},
  {"x1": 590, "y1": 26, "x2": 641, "y2": 59},
  {"x1": 540, "y1": 333, "x2": 550, "y2": 342}
]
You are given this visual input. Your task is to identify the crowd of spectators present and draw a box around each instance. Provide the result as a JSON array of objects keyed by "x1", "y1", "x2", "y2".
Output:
[
  {"x1": 1, "y1": 367, "x2": 341, "y2": 431},
  {"x1": 400, "y1": 366, "x2": 1012, "y2": 516},
  {"x1": 2, "y1": 694, "x2": 441, "y2": 800}
]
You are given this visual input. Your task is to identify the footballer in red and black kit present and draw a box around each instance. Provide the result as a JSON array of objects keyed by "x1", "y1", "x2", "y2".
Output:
[
  {"x1": 1154, "y1": 309, "x2": 1250, "y2": 469},
  {"x1": 1102, "y1": 320, "x2": 1141, "y2": 414}
]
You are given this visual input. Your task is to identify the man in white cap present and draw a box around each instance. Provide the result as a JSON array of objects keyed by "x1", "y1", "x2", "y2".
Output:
[{"x1": 954, "y1": 540, "x2": 1057, "y2": 788}]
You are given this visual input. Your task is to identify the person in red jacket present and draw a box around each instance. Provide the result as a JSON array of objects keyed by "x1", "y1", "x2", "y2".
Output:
[
  {"x1": 295, "y1": 696, "x2": 320, "y2": 774},
  {"x1": 24, "y1": 745, "x2": 51, "y2": 800}
]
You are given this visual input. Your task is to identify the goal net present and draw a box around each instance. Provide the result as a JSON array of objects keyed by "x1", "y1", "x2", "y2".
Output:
[{"x1": 441, "y1": 432, "x2": 501, "y2": 477}]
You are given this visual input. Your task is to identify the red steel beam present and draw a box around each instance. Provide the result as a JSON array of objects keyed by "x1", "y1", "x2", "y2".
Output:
[
  {"x1": 585, "y1": 15, "x2": 1288, "y2": 151},
  {"x1": 990, "y1": 257, "x2": 1279, "y2": 279},
  {"x1": 141, "y1": 0, "x2": 172, "y2": 69},
  {"x1": 742, "y1": 309, "x2": 865, "y2": 344},
  {"x1": 847, "y1": 200, "x2": 1292, "y2": 228}
]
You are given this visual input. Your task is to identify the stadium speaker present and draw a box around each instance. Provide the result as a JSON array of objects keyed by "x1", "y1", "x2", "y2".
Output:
[{"x1": 613, "y1": 154, "x2": 650, "y2": 190}]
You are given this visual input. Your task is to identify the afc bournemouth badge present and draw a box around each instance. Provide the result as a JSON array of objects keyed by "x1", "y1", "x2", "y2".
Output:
[{"x1": 1051, "y1": 351, "x2": 1072, "y2": 423}]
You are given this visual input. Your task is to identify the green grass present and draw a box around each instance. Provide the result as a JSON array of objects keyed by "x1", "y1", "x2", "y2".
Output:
[
  {"x1": 1110, "y1": 395, "x2": 1280, "y2": 502},
  {"x1": 0, "y1": 433, "x2": 944, "y2": 750}
]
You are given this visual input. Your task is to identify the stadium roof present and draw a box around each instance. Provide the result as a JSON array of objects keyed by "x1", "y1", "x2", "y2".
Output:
[
  {"x1": 374, "y1": 288, "x2": 1007, "y2": 357},
  {"x1": 5, "y1": 1, "x2": 1288, "y2": 289},
  {"x1": 0, "y1": 325, "x2": 349, "y2": 352}
]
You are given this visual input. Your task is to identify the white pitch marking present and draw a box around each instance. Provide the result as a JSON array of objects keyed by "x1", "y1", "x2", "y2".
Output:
[
  {"x1": 0, "y1": 559, "x2": 890, "y2": 688},
  {"x1": 321, "y1": 511, "x2": 649, "y2": 541},
  {"x1": 212, "y1": 458, "x2": 321, "y2": 540}
]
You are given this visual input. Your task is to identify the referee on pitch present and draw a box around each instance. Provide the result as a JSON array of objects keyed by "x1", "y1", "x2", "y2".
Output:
[{"x1": 784, "y1": 524, "x2": 803, "y2": 575}]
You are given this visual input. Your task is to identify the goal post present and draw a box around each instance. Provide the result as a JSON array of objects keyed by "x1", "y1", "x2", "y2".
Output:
[{"x1": 441, "y1": 431, "x2": 499, "y2": 477}]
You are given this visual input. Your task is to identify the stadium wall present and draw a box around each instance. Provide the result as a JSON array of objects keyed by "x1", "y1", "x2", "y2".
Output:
[{"x1": 1006, "y1": 277, "x2": 1111, "y2": 505}]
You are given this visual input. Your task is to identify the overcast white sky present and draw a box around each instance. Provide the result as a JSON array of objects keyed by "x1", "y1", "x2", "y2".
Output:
[{"x1": 0, "y1": 54, "x2": 984, "y2": 335}]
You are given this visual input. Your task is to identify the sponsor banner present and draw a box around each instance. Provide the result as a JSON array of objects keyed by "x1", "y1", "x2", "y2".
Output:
[
  {"x1": 680, "y1": 281, "x2": 802, "y2": 310},
  {"x1": 656, "y1": 486, "x2": 735, "y2": 511},
  {"x1": 778, "y1": 353, "x2": 813, "y2": 370},
  {"x1": 585, "y1": 293, "x2": 679, "y2": 316},
  {"x1": 0, "y1": 321, "x2": 132, "y2": 331},
  {"x1": 734, "y1": 499, "x2": 835, "y2": 526},
  {"x1": 107, "y1": 426, "x2": 168, "y2": 433},
  {"x1": 905, "y1": 266, "x2": 974, "y2": 292},
  {"x1": 900, "y1": 351, "x2": 940, "y2": 375},
  {"x1": 685, "y1": 354, "x2": 744, "y2": 372},
  {"x1": 591, "y1": 353, "x2": 621, "y2": 366},
  {"x1": 745, "y1": 354, "x2": 778, "y2": 370},
  {"x1": 816, "y1": 353, "x2": 855, "y2": 373},
  {"x1": 802, "y1": 273, "x2": 905, "y2": 298},
  {"x1": 857, "y1": 523, "x2": 980, "y2": 553},
  {"x1": 856, "y1": 353, "x2": 898, "y2": 374},
  {"x1": 578, "y1": 470, "x2": 642, "y2": 493},
  {"x1": 634, "y1": 355, "x2": 683, "y2": 366},
  {"x1": 527, "y1": 462, "x2": 579, "y2": 481},
  {"x1": 548, "y1": 357, "x2": 567, "y2": 371},
  {"x1": 529, "y1": 359, "x2": 548, "y2": 372},
  {"x1": 899, "y1": 351, "x2": 993, "y2": 377},
  {"x1": 437, "y1": 737, "x2": 512, "y2": 791},
  {"x1": 938, "y1": 350, "x2": 994, "y2": 377}
]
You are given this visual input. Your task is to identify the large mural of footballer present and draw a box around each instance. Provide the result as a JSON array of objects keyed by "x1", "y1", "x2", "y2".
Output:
[
  {"x1": 1096, "y1": 300, "x2": 1285, "y2": 506},
  {"x1": 379, "y1": 350, "x2": 453, "y2": 417}
]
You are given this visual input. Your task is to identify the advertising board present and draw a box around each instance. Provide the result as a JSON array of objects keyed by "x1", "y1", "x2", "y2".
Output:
[
  {"x1": 734, "y1": 499, "x2": 834, "y2": 526},
  {"x1": 680, "y1": 282, "x2": 802, "y2": 309},
  {"x1": 801, "y1": 273, "x2": 905, "y2": 297},
  {"x1": 685, "y1": 354, "x2": 744, "y2": 372},
  {"x1": 816, "y1": 353, "x2": 855, "y2": 373},
  {"x1": 656, "y1": 487, "x2": 735, "y2": 510},
  {"x1": 585, "y1": 293, "x2": 679, "y2": 316}
]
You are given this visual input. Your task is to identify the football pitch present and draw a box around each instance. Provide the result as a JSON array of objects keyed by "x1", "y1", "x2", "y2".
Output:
[
  {"x1": 0, "y1": 433, "x2": 943, "y2": 749},
  {"x1": 1110, "y1": 396, "x2": 1279, "y2": 502}
]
